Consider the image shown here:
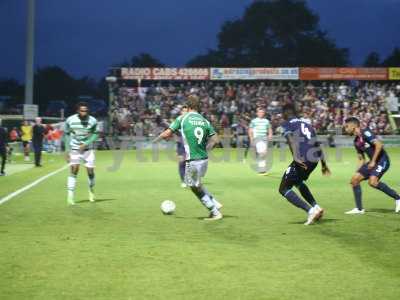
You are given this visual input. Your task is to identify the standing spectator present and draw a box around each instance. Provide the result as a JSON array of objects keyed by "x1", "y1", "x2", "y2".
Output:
[
  {"x1": 32, "y1": 117, "x2": 46, "y2": 167},
  {"x1": 386, "y1": 91, "x2": 399, "y2": 114},
  {"x1": 21, "y1": 120, "x2": 32, "y2": 162},
  {"x1": 0, "y1": 119, "x2": 7, "y2": 176}
]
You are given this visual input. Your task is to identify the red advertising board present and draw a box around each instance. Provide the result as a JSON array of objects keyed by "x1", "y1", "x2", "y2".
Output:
[
  {"x1": 300, "y1": 68, "x2": 388, "y2": 80},
  {"x1": 120, "y1": 68, "x2": 209, "y2": 80}
]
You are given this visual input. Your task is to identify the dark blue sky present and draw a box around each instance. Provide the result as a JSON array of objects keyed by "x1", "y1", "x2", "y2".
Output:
[{"x1": 1, "y1": 0, "x2": 399, "y2": 82}]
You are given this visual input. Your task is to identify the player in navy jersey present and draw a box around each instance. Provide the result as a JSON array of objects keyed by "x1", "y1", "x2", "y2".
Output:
[
  {"x1": 278, "y1": 104, "x2": 331, "y2": 225},
  {"x1": 344, "y1": 117, "x2": 400, "y2": 214},
  {"x1": 176, "y1": 105, "x2": 188, "y2": 187}
]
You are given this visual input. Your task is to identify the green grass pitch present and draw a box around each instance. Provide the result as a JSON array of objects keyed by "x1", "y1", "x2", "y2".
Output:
[{"x1": 0, "y1": 148, "x2": 400, "y2": 299}]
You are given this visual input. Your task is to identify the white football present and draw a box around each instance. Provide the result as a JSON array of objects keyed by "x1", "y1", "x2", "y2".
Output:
[{"x1": 161, "y1": 200, "x2": 176, "y2": 215}]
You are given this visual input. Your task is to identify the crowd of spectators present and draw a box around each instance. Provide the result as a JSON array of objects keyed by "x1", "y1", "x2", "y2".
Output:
[{"x1": 109, "y1": 81, "x2": 400, "y2": 137}]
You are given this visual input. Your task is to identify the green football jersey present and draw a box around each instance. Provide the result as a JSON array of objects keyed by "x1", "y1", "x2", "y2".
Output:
[
  {"x1": 249, "y1": 117, "x2": 270, "y2": 139},
  {"x1": 169, "y1": 112, "x2": 216, "y2": 160},
  {"x1": 64, "y1": 114, "x2": 98, "y2": 150}
]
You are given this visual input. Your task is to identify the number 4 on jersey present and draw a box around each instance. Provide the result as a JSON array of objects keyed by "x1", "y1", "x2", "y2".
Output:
[{"x1": 301, "y1": 123, "x2": 311, "y2": 140}]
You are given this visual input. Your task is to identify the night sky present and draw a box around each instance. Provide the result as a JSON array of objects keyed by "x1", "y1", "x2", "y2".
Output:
[{"x1": 1, "y1": 0, "x2": 399, "y2": 82}]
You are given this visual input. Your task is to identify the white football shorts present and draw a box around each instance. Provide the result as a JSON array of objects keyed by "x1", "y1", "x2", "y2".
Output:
[
  {"x1": 184, "y1": 159, "x2": 208, "y2": 187},
  {"x1": 69, "y1": 149, "x2": 95, "y2": 168}
]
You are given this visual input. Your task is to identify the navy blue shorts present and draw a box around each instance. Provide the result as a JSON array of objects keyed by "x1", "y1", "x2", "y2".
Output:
[
  {"x1": 357, "y1": 158, "x2": 390, "y2": 179},
  {"x1": 281, "y1": 161, "x2": 318, "y2": 187}
]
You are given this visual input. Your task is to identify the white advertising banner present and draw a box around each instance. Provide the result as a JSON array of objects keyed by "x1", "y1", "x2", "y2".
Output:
[
  {"x1": 23, "y1": 104, "x2": 38, "y2": 120},
  {"x1": 210, "y1": 68, "x2": 299, "y2": 80}
]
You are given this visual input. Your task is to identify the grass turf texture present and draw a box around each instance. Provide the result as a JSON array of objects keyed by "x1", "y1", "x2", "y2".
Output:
[{"x1": 1, "y1": 149, "x2": 400, "y2": 299}]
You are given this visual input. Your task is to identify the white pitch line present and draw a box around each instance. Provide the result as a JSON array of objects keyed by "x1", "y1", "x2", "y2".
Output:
[{"x1": 0, "y1": 165, "x2": 69, "y2": 205}]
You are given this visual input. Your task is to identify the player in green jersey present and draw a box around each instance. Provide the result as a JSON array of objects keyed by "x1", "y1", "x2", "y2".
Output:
[
  {"x1": 249, "y1": 107, "x2": 273, "y2": 174},
  {"x1": 64, "y1": 102, "x2": 99, "y2": 205},
  {"x1": 153, "y1": 96, "x2": 223, "y2": 220}
]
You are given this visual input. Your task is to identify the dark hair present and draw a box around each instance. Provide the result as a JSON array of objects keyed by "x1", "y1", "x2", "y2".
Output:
[
  {"x1": 344, "y1": 117, "x2": 360, "y2": 126},
  {"x1": 282, "y1": 103, "x2": 297, "y2": 116},
  {"x1": 76, "y1": 102, "x2": 89, "y2": 110},
  {"x1": 257, "y1": 107, "x2": 265, "y2": 112},
  {"x1": 186, "y1": 95, "x2": 200, "y2": 111}
]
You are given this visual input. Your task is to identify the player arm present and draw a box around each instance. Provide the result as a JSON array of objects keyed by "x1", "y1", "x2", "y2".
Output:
[
  {"x1": 152, "y1": 128, "x2": 174, "y2": 143},
  {"x1": 63, "y1": 122, "x2": 71, "y2": 151},
  {"x1": 370, "y1": 140, "x2": 383, "y2": 166},
  {"x1": 84, "y1": 132, "x2": 99, "y2": 146},
  {"x1": 316, "y1": 141, "x2": 330, "y2": 175},
  {"x1": 268, "y1": 126, "x2": 273, "y2": 141},
  {"x1": 82, "y1": 122, "x2": 99, "y2": 148},
  {"x1": 248, "y1": 127, "x2": 254, "y2": 144},
  {"x1": 248, "y1": 120, "x2": 255, "y2": 144},
  {"x1": 206, "y1": 134, "x2": 219, "y2": 151},
  {"x1": 356, "y1": 151, "x2": 366, "y2": 169},
  {"x1": 153, "y1": 117, "x2": 181, "y2": 143}
]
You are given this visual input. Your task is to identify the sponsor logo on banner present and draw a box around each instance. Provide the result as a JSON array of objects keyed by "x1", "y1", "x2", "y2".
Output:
[
  {"x1": 300, "y1": 68, "x2": 388, "y2": 80},
  {"x1": 210, "y1": 68, "x2": 298, "y2": 80},
  {"x1": 121, "y1": 68, "x2": 152, "y2": 80},
  {"x1": 211, "y1": 68, "x2": 251, "y2": 80},
  {"x1": 120, "y1": 68, "x2": 209, "y2": 80},
  {"x1": 389, "y1": 68, "x2": 400, "y2": 80}
]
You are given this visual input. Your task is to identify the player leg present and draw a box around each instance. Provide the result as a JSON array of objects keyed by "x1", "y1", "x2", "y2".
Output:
[
  {"x1": 67, "y1": 151, "x2": 81, "y2": 205},
  {"x1": 7, "y1": 146, "x2": 13, "y2": 163},
  {"x1": 279, "y1": 163, "x2": 312, "y2": 218},
  {"x1": 186, "y1": 160, "x2": 222, "y2": 220},
  {"x1": 0, "y1": 147, "x2": 6, "y2": 175},
  {"x1": 198, "y1": 159, "x2": 223, "y2": 209},
  {"x1": 279, "y1": 162, "x2": 322, "y2": 225},
  {"x1": 296, "y1": 182, "x2": 316, "y2": 206},
  {"x1": 178, "y1": 155, "x2": 186, "y2": 188},
  {"x1": 367, "y1": 162, "x2": 400, "y2": 212},
  {"x1": 201, "y1": 186, "x2": 223, "y2": 210},
  {"x1": 23, "y1": 141, "x2": 30, "y2": 161},
  {"x1": 346, "y1": 169, "x2": 366, "y2": 214},
  {"x1": 84, "y1": 150, "x2": 96, "y2": 202},
  {"x1": 279, "y1": 175, "x2": 311, "y2": 213},
  {"x1": 33, "y1": 142, "x2": 42, "y2": 167},
  {"x1": 243, "y1": 137, "x2": 250, "y2": 162},
  {"x1": 255, "y1": 139, "x2": 267, "y2": 174},
  {"x1": 294, "y1": 163, "x2": 323, "y2": 215}
]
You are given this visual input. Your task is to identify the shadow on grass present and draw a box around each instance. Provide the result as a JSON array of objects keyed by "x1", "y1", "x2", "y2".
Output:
[
  {"x1": 367, "y1": 208, "x2": 394, "y2": 214},
  {"x1": 75, "y1": 198, "x2": 117, "y2": 204},
  {"x1": 174, "y1": 215, "x2": 239, "y2": 220},
  {"x1": 289, "y1": 218, "x2": 341, "y2": 225}
]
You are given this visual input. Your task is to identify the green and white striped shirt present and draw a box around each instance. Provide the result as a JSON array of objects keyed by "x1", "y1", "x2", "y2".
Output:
[
  {"x1": 64, "y1": 114, "x2": 98, "y2": 150},
  {"x1": 249, "y1": 118, "x2": 270, "y2": 139}
]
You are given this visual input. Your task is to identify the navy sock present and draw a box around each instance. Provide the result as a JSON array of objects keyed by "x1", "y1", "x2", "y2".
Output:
[
  {"x1": 284, "y1": 190, "x2": 311, "y2": 213},
  {"x1": 190, "y1": 186, "x2": 205, "y2": 200},
  {"x1": 353, "y1": 185, "x2": 363, "y2": 210},
  {"x1": 375, "y1": 182, "x2": 400, "y2": 200},
  {"x1": 179, "y1": 161, "x2": 185, "y2": 181},
  {"x1": 297, "y1": 183, "x2": 317, "y2": 207}
]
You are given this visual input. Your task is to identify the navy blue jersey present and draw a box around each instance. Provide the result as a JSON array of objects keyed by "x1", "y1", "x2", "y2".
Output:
[
  {"x1": 32, "y1": 125, "x2": 45, "y2": 143},
  {"x1": 176, "y1": 131, "x2": 185, "y2": 156},
  {"x1": 176, "y1": 131, "x2": 183, "y2": 146},
  {"x1": 354, "y1": 128, "x2": 388, "y2": 161},
  {"x1": 282, "y1": 118, "x2": 321, "y2": 163},
  {"x1": 0, "y1": 127, "x2": 7, "y2": 149},
  {"x1": 235, "y1": 124, "x2": 248, "y2": 136}
]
